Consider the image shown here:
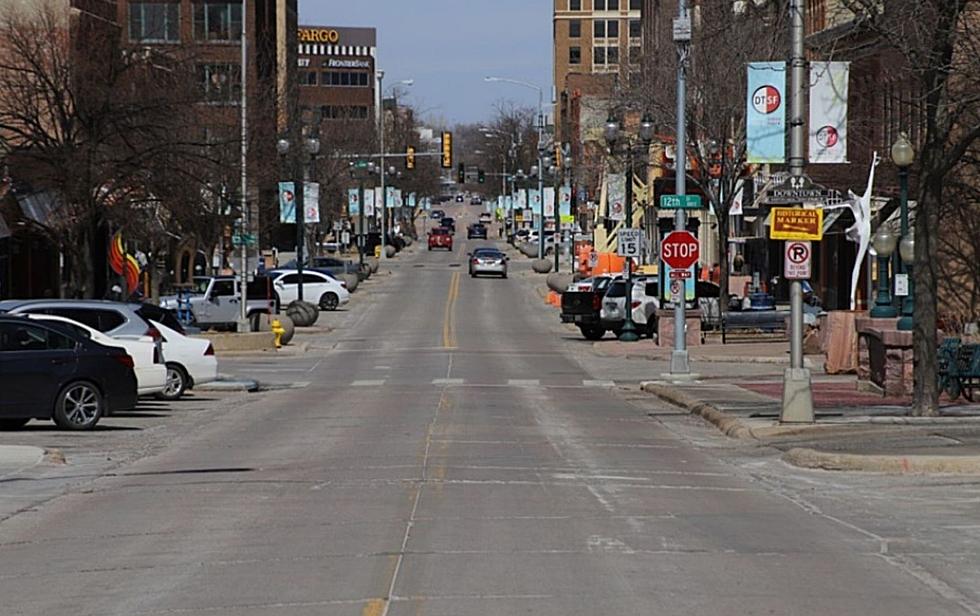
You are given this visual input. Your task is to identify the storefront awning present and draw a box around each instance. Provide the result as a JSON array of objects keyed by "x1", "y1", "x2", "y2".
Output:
[{"x1": 16, "y1": 190, "x2": 62, "y2": 225}]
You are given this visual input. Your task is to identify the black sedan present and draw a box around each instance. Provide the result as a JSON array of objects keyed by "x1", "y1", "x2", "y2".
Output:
[
  {"x1": 467, "y1": 224, "x2": 488, "y2": 239},
  {"x1": 0, "y1": 316, "x2": 138, "y2": 430},
  {"x1": 440, "y1": 217, "x2": 456, "y2": 233}
]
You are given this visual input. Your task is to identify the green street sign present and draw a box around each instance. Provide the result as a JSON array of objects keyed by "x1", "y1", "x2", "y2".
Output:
[
  {"x1": 354, "y1": 160, "x2": 370, "y2": 169},
  {"x1": 659, "y1": 194, "x2": 703, "y2": 210},
  {"x1": 232, "y1": 234, "x2": 258, "y2": 247}
]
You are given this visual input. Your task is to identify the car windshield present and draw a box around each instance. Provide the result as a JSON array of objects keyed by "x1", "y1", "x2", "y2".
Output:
[
  {"x1": 605, "y1": 282, "x2": 626, "y2": 298},
  {"x1": 190, "y1": 278, "x2": 211, "y2": 294},
  {"x1": 474, "y1": 250, "x2": 503, "y2": 259},
  {"x1": 431, "y1": 228, "x2": 448, "y2": 235}
]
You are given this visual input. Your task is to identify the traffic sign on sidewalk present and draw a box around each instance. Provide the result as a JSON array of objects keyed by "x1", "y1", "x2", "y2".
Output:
[
  {"x1": 661, "y1": 231, "x2": 699, "y2": 270},
  {"x1": 659, "y1": 194, "x2": 702, "y2": 210},
  {"x1": 783, "y1": 240, "x2": 812, "y2": 279},
  {"x1": 617, "y1": 228, "x2": 643, "y2": 258}
]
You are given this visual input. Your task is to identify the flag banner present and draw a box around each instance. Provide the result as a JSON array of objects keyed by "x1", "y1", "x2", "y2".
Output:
[
  {"x1": 559, "y1": 185, "x2": 572, "y2": 217},
  {"x1": 279, "y1": 182, "x2": 296, "y2": 223},
  {"x1": 809, "y1": 61, "x2": 849, "y2": 164},
  {"x1": 518, "y1": 189, "x2": 528, "y2": 209},
  {"x1": 504, "y1": 195, "x2": 513, "y2": 211},
  {"x1": 607, "y1": 173, "x2": 626, "y2": 221},
  {"x1": 394, "y1": 189, "x2": 403, "y2": 208},
  {"x1": 529, "y1": 189, "x2": 542, "y2": 215},
  {"x1": 374, "y1": 188, "x2": 383, "y2": 217},
  {"x1": 408, "y1": 192, "x2": 416, "y2": 208},
  {"x1": 523, "y1": 208, "x2": 533, "y2": 221},
  {"x1": 746, "y1": 61, "x2": 786, "y2": 163},
  {"x1": 348, "y1": 188, "x2": 360, "y2": 216},
  {"x1": 543, "y1": 187, "x2": 556, "y2": 217},
  {"x1": 385, "y1": 187, "x2": 395, "y2": 209},
  {"x1": 303, "y1": 182, "x2": 320, "y2": 224},
  {"x1": 364, "y1": 189, "x2": 375, "y2": 217},
  {"x1": 729, "y1": 180, "x2": 744, "y2": 216}
]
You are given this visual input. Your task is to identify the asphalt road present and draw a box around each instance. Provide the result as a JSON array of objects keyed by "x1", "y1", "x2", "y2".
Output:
[{"x1": 0, "y1": 206, "x2": 977, "y2": 615}]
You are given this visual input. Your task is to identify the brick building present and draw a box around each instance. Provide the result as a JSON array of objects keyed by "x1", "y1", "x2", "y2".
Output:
[{"x1": 297, "y1": 25, "x2": 377, "y2": 123}]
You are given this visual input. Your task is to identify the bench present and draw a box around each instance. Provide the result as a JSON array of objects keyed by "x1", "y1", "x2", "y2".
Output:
[
  {"x1": 721, "y1": 310, "x2": 789, "y2": 344},
  {"x1": 938, "y1": 338, "x2": 980, "y2": 401}
]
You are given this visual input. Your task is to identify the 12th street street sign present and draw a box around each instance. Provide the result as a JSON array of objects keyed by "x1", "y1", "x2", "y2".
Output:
[
  {"x1": 617, "y1": 228, "x2": 643, "y2": 258},
  {"x1": 659, "y1": 194, "x2": 702, "y2": 210}
]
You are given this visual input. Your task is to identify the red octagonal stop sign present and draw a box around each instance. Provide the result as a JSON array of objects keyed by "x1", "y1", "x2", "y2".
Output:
[{"x1": 661, "y1": 231, "x2": 700, "y2": 270}]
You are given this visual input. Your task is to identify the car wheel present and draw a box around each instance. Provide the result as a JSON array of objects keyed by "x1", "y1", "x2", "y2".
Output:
[
  {"x1": 580, "y1": 326, "x2": 606, "y2": 341},
  {"x1": 53, "y1": 381, "x2": 103, "y2": 430},
  {"x1": 0, "y1": 418, "x2": 30, "y2": 430},
  {"x1": 428, "y1": 246, "x2": 432, "y2": 251},
  {"x1": 319, "y1": 292, "x2": 340, "y2": 311},
  {"x1": 501, "y1": 273, "x2": 508, "y2": 279},
  {"x1": 156, "y1": 363, "x2": 188, "y2": 401}
]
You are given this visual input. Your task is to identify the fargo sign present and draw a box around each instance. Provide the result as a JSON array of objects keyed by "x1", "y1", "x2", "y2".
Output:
[{"x1": 299, "y1": 28, "x2": 340, "y2": 43}]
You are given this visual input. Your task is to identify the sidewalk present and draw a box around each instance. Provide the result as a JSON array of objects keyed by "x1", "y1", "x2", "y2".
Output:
[
  {"x1": 640, "y1": 368, "x2": 980, "y2": 473},
  {"x1": 594, "y1": 338, "x2": 823, "y2": 369}
]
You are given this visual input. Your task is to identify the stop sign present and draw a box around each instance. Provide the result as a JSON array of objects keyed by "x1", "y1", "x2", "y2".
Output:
[{"x1": 661, "y1": 231, "x2": 699, "y2": 270}]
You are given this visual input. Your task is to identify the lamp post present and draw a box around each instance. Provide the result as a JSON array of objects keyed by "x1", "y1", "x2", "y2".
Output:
[
  {"x1": 898, "y1": 233, "x2": 915, "y2": 330},
  {"x1": 891, "y1": 133, "x2": 915, "y2": 331},
  {"x1": 350, "y1": 160, "x2": 376, "y2": 270},
  {"x1": 604, "y1": 112, "x2": 655, "y2": 343},
  {"x1": 870, "y1": 227, "x2": 899, "y2": 317},
  {"x1": 277, "y1": 134, "x2": 320, "y2": 302},
  {"x1": 376, "y1": 72, "x2": 413, "y2": 261}
]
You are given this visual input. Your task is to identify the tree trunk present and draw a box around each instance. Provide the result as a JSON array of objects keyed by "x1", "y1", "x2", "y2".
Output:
[
  {"x1": 63, "y1": 225, "x2": 96, "y2": 299},
  {"x1": 717, "y1": 212, "x2": 730, "y2": 313},
  {"x1": 911, "y1": 170, "x2": 942, "y2": 416}
]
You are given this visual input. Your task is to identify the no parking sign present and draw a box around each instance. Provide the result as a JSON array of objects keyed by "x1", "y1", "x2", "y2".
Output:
[{"x1": 784, "y1": 241, "x2": 812, "y2": 280}]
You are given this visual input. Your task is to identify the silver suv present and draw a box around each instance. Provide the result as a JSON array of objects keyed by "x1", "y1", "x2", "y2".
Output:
[{"x1": 0, "y1": 300, "x2": 161, "y2": 340}]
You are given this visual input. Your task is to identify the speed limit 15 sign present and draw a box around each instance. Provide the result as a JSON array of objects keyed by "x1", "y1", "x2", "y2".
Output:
[{"x1": 617, "y1": 229, "x2": 643, "y2": 258}]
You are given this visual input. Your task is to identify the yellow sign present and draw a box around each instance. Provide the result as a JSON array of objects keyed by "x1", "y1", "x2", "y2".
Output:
[
  {"x1": 441, "y1": 132, "x2": 453, "y2": 168},
  {"x1": 299, "y1": 28, "x2": 340, "y2": 44},
  {"x1": 770, "y1": 207, "x2": 823, "y2": 241}
]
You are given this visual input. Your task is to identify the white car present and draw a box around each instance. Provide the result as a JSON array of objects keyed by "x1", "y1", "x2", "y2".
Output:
[
  {"x1": 271, "y1": 270, "x2": 350, "y2": 311},
  {"x1": 601, "y1": 277, "x2": 661, "y2": 338},
  {"x1": 26, "y1": 314, "x2": 167, "y2": 397},
  {"x1": 149, "y1": 320, "x2": 218, "y2": 400}
]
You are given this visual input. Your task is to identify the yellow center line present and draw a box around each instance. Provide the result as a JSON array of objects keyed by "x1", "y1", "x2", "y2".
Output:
[{"x1": 442, "y1": 271, "x2": 460, "y2": 349}]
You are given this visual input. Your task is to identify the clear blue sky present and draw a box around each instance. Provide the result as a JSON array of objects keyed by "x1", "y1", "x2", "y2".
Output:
[{"x1": 300, "y1": 1, "x2": 553, "y2": 126}]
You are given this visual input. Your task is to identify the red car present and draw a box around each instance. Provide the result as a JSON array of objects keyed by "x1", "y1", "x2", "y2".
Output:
[{"x1": 428, "y1": 227, "x2": 453, "y2": 251}]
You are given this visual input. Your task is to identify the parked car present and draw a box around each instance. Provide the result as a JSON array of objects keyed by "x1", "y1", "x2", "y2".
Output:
[
  {"x1": 560, "y1": 275, "x2": 615, "y2": 339},
  {"x1": 283, "y1": 256, "x2": 357, "y2": 278},
  {"x1": 26, "y1": 314, "x2": 167, "y2": 397},
  {"x1": 428, "y1": 227, "x2": 454, "y2": 251},
  {"x1": 470, "y1": 196, "x2": 483, "y2": 205},
  {"x1": 149, "y1": 319, "x2": 218, "y2": 401},
  {"x1": 440, "y1": 217, "x2": 456, "y2": 233},
  {"x1": 266, "y1": 270, "x2": 350, "y2": 311},
  {"x1": 467, "y1": 223, "x2": 488, "y2": 239},
  {"x1": 600, "y1": 277, "x2": 661, "y2": 338},
  {"x1": 159, "y1": 276, "x2": 277, "y2": 331},
  {"x1": 479, "y1": 212, "x2": 493, "y2": 224},
  {"x1": 431, "y1": 209, "x2": 445, "y2": 220},
  {"x1": 468, "y1": 248, "x2": 508, "y2": 278},
  {"x1": 0, "y1": 315, "x2": 137, "y2": 430}
]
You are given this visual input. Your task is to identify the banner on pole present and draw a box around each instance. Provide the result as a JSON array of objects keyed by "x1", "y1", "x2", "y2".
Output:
[
  {"x1": 746, "y1": 61, "x2": 786, "y2": 163},
  {"x1": 347, "y1": 188, "x2": 360, "y2": 216},
  {"x1": 559, "y1": 185, "x2": 572, "y2": 217},
  {"x1": 374, "y1": 188, "x2": 383, "y2": 216},
  {"x1": 529, "y1": 189, "x2": 542, "y2": 215},
  {"x1": 543, "y1": 187, "x2": 555, "y2": 217},
  {"x1": 607, "y1": 173, "x2": 626, "y2": 221},
  {"x1": 278, "y1": 182, "x2": 296, "y2": 223},
  {"x1": 809, "y1": 61, "x2": 849, "y2": 164},
  {"x1": 518, "y1": 189, "x2": 528, "y2": 209},
  {"x1": 303, "y1": 182, "x2": 320, "y2": 224},
  {"x1": 364, "y1": 189, "x2": 375, "y2": 217},
  {"x1": 385, "y1": 187, "x2": 395, "y2": 209},
  {"x1": 408, "y1": 192, "x2": 416, "y2": 208}
]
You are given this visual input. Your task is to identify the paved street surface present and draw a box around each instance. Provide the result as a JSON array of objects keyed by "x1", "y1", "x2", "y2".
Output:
[{"x1": 1, "y1": 206, "x2": 979, "y2": 615}]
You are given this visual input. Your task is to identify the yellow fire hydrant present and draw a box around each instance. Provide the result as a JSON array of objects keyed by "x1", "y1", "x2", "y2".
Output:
[{"x1": 271, "y1": 318, "x2": 285, "y2": 349}]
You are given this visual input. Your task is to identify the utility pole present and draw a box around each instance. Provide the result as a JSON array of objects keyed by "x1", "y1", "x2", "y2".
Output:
[
  {"x1": 669, "y1": 0, "x2": 692, "y2": 375},
  {"x1": 781, "y1": 0, "x2": 815, "y2": 422},
  {"x1": 237, "y1": 0, "x2": 249, "y2": 332},
  {"x1": 377, "y1": 70, "x2": 387, "y2": 262}
]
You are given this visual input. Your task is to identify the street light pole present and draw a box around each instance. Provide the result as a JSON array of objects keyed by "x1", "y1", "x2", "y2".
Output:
[
  {"x1": 377, "y1": 70, "x2": 386, "y2": 262},
  {"x1": 669, "y1": 0, "x2": 692, "y2": 375},
  {"x1": 237, "y1": 0, "x2": 249, "y2": 332},
  {"x1": 892, "y1": 133, "x2": 915, "y2": 331}
]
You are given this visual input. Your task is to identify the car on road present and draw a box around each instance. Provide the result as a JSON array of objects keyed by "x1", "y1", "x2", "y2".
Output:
[
  {"x1": 479, "y1": 212, "x2": 493, "y2": 224},
  {"x1": 0, "y1": 299, "x2": 163, "y2": 341},
  {"x1": 440, "y1": 217, "x2": 456, "y2": 233},
  {"x1": 560, "y1": 275, "x2": 615, "y2": 339},
  {"x1": 430, "y1": 209, "x2": 445, "y2": 220},
  {"x1": 0, "y1": 315, "x2": 138, "y2": 430},
  {"x1": 455, "y1": 194, "x2": 464, "y2": 202},
  {"x1": 158, "y1": 276, "x2": 277, "y2": 331},
  {"x1": 149, "y1": 319, "x2": 218, "y2": 401},
  {"x1": 468, "y1": 248, "x2": 508, "y2": 278},
  {"x1": 266, "y1": 270, "x2": 350, "y2": 311},
  {"x1": 428, "y1": 227, "x2": 454, "y2": 251},
  {"x1": 26, "y1": 314, "x2": 167, "y2": 397},
  {"x1": 600, "y1": 277, "x2": 660, "y2": 338},
  {"x1": 467, "y1": 223, "x2": 488, "y2": 239},
  {"x1": 470, "y1": 196, "x2": 483, "y2": 205}
]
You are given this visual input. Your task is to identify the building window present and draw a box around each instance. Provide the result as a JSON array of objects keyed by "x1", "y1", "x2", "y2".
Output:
[
  {"x1": 193, "y1": 1, "x2": 243, "y2": 42},
  {"x1": 593, "y1": 46, "x2": 606, "y2": 65},
  {"x1": 569, "y1": 19, "x2": 581, "y2": 38},
  {"x1": 569, "y1": 0, "x2": 582, "y2": 9},
  {"x1": 630, "y1": 0, "x2": 641, "y2": 9},
  {"x1": 320, "y1": 71, "x2": 371, "y2": 87},
  {"x1": 629, "y1": 19, "x2": 641, "y2": 38},
  {"x1": 198, "y1": 63, "x2": 241, "y2": 102},
  {"x1": 129, "y1": 2, "x2": 180, "y2": 42},
  {"x1": 300, "y1": 71, "x2": 317, "y2": 86},
  {"x1": 569, "y1": 46, "x2": 581, "y2": 64},
  {"x1": 594, "y1": 19, "x2": 618, "y2": 39},
  {"x1": 607, "y1": 45, "x2": 619, "y2": 64},
  {"x1": 320, "y1": 105, "x2": 371, "y2": 120},
  {"x1": 629, "y1": 45, "x2": 642, "y2": 64},
  {"x1": 594, "y1": 0, "x2": 619, "y2": 10}
]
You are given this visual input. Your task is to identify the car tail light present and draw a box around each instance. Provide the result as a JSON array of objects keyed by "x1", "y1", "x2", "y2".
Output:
[
  {"x1": 592, "y1": 294, "x2": 603, "y2": 310},
  {"x1": 204, "y1": 343, "x2": 215, "y2": 356},
  {"x1": 145, "y1": 325, "x2": 162, "y2": 342},
  {"x1": 112, "y1": 353, "x2": 135, "y2": 369},
  {"x1": 340, "y1": 281, "x2": 348, "y2": 288},
  {"x1": 153, "y1": 346, "x2": 163, "y2": 364},
  {"x1": 472, "y1": 258, "x2": 479, "y2": 264},
  {"x1": 631, "y1": 300, "x2": 642, "y2": 309}
]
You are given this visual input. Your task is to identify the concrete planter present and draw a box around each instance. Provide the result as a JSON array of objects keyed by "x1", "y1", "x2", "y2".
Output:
[
  {"x1": 385, "y1": 245, "x2": 396, "y2": 258},
  {"x1": 531, "y1": 259, "x2": 553, "y2": 274},
  {"x1": 253, "y1": 313, "x2": 296, "y2": 346},
  {"x1": 286, "y1": 300, "x2": 319, "y2": 327},
  {"x1": 339, "y1": 273, "x2": 359, "y2": 292},
  {"x1": 369, "y1": 258, "x2": 380, "y2": 274},
  {"x1": 546, "y1": 272, "x2": 573, "y2": 293}
]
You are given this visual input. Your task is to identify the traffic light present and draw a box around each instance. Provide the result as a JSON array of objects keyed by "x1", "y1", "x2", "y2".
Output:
[
  {"x1": 477, "y1": 168, "x2": 485, "y2": 184},
  {"x1": 406, "y1": 145, "x2": 416, "y2": 170},
  {"x1": 441, "y1": 132, "x2": 453, "y2": 168},
  {"x1": 554, "y1": 145, "x2": 563, "y2": 168},
  {"x1": 457, "y1": 163, "x2": 465, "y2": 184}
]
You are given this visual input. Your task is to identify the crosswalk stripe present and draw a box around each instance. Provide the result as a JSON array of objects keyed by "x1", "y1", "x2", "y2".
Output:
[
  {"x1": 507, "y1": 379, "x2": 541, "y2": 387},
  {"x1": 351, "y1": 380, "x2": 386, "y2": 387},
  {"x1": 432, "y1": 378, "x2": 465, "y2": 385},
  {"x1": 583, "y1": 380, "x2": 617, "y2": 388}
]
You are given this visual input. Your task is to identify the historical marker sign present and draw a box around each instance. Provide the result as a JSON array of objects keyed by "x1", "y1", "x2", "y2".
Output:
[{"x1": 770, "y1": 208, "x2": 823, "y2": 241}]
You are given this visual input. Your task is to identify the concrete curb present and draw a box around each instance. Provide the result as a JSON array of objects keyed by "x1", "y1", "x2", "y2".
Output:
[
  {"x1": 0, "y1": 445, "x2": 46, "y2": 478},
  {"x1": 596, "y1": 344, "x2": 814, "y2": 367},
  {"x1": 195, "y1": 378, "x2": 259, "y2": 393},
  {"x1": 640, "y1": 381, "x2": 756, "y2": 440},
  {"x1": 783, "y1": 447, "x2": 980, "y2": 474}
]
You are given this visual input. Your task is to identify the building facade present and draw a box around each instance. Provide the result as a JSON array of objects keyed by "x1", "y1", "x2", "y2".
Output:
[{"x1": 297, "y1": 25, "x2": 377, "y2": 123}]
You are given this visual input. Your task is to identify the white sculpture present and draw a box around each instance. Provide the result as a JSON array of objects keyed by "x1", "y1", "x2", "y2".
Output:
[{"x1": 822, "y1": 152, "x2": 880, "y2": 310}]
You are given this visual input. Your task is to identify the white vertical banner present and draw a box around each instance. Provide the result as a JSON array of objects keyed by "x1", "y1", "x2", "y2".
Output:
[
  {"x1": 347, "y1": 188, "x2": 360, "y2": 216},
  {"x1": 373, "y1": 187, "x2": 383, "y2": 217},
  {"x1": 303, "y1": 182, "x2": 320, "y2": 224},
  {"x1": 518, "y1": 189, "x2": 528, "y2": 209},
  {"x1": 364, "y1": 188, "x2": 375, "y2": 217},
  {"x1": 809, "y1": 61, "x2": 849, "y2": 164},
  {"x1": 607, "y1": 173, "x2": 626, "y2": 221},
  {"x1": 729, "y1": 180, "x2": 744, "y2": 216},
  {"x1": 543, "y1": 187, "x2": 556, "y2": 217}
]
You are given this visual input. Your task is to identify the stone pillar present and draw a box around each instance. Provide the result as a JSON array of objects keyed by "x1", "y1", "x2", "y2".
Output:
[{"x1": 656, "y1": 310, "x2": 702, "y2": 346}]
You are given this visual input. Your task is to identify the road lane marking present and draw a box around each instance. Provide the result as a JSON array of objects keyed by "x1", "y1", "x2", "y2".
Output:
[
  {"x1": 432, "y1": 378, "x2": 464, "y2": 385},
  {"x1": 351, "y1": 380, "x2": 386, "y2": 387},
  {"x1": 583, "y1": 380, "x2": 617, "y2": 388},
  {"x1": 442, "y1": 271, "x2": 460, "y2": 349},
  {"x1": 507, "y1": 379, "x2": 541, "y2": 387}
]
